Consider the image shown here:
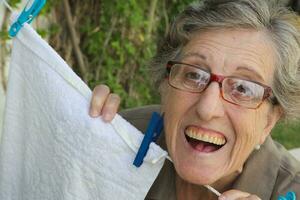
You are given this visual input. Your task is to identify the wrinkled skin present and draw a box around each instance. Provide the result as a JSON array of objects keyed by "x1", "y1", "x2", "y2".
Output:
[{"x1": 89, "y1": 29, "x2": 282, "y2": 200}]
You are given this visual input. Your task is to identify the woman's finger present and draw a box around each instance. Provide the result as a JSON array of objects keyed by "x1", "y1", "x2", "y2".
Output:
[
  {"x1": 219, "y1": 189, "x2": 261, "y2": 200},
  {"x1": 89, "y1": 84, "x2": 110, "y2": 117},
  {"x1": 243, "y1": 195, "x2": 261, "y2": 200},
  {"x1": 102, "y1": 93, "x2": 121, "y2": 122}
]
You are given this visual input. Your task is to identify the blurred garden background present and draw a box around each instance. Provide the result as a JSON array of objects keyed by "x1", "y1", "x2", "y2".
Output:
[{"x1": 0, "y1": 0, "x2": 300, "y2": 149}]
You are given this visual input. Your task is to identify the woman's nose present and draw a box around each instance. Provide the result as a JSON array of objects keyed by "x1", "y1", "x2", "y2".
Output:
[{"x1": 195, "y1": 82, "x2": 225, "y2": 121}]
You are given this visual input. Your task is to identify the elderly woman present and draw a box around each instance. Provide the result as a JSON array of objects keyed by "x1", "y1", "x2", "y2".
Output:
[{"x1": 89, "y1": 0, "x2": 300, "y2": 199}]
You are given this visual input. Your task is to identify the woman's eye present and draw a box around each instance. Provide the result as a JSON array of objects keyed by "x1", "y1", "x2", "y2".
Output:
[
  {"x1": 234, "y1": 83, "x2": 253, "y2": 96},
  {"x1": 236, "y1": 85, "x2": 246, "y2": 93},
  {"x1": 185, "y1": 72, "x2": 201, "y2": 80}
]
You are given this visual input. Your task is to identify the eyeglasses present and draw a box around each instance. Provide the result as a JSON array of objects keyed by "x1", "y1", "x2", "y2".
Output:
[{"x1": 166, "y1": 61, "x2": 277, "y2": 109}]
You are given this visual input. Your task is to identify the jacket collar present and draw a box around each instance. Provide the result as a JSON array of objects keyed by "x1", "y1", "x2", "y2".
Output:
[{"x1": 232, "y1": 137, "x2": 281, "y2": 199}]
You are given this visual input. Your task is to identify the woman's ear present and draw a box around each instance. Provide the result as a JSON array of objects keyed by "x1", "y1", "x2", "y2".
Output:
[{"x1": 261, "y1": 105, "x2": 283, "y2": 143}]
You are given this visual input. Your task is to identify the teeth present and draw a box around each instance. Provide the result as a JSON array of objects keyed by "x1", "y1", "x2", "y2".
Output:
[{"x1": 185, "y1": 128, "x2": 226, "y2": 145}]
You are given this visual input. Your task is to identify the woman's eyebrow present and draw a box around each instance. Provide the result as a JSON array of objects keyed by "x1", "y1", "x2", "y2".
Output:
[
  {"x1": 182, "y1": 53, "x2": 266, "y2": 81},
  {"x1": 181, "y1": 52, "x2": 207, "y2": 61},
  {"x1": 236, "y1": 66, "x2": 264, "y2": 82}
]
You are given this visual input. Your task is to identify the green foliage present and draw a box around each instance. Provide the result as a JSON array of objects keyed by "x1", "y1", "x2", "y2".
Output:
[
  {"x1": 272, "y1": 122, "x2": 300, "y2": 149},
  {"x1": 8, "y1": 0, "x2": 21, "y2": 8},
  {"x1": 40, "y1": 0, "x2": 60, "y2": 14},
  {"x1": 36, "y1": 29, "x2": 48, "y2": 38},
  {"x1": 0, "y1": 31, "x2": 10, "y2": 41},
  {"x1": 71, "y1": 0, "x2": 196, "y2": 108}
]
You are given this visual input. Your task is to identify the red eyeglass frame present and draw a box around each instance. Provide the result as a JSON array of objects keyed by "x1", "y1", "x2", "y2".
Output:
[{"x1": 165, "y1": 60, "x2": 275, "y2": 109}]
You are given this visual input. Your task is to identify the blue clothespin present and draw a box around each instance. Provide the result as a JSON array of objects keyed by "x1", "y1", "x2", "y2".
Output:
[
  {"x1": 133, "y1": 112, "x2": 164, "y2": 167},
  {"x1": 9, "y1": 0, "x2": 46, "y2": 37},
  {"x1": 278, "y1": 191, "x2": 297, "y2": 200}
]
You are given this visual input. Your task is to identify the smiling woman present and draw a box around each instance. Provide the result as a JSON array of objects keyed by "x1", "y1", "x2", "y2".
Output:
[
  {"x1": 89, "y1": 0, "x2": 300, "y2": 199},
  {"x1": 161, "y1": 28, "x2": 282, "y2": 197}
]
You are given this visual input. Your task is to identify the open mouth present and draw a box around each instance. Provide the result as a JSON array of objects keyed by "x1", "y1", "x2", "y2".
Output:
[{"x1": 185, "y1": 126, "x2": 226, "y2": 153}]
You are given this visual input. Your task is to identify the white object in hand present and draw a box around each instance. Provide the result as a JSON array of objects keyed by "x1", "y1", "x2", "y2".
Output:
[{"x1": 0, "y1": 22, "x2": 168, "y2": 200}]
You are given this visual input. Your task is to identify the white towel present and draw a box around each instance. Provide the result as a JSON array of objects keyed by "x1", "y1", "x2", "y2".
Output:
[{"x1": 0, "y1": 22, "x2": 168, "y2": 200}]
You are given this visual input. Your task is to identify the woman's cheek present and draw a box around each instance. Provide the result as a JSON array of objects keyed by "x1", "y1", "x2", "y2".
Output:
[
  {"x1": 229, "y1": 132, "x2": 255, "y2": 171},
  {"x1": 160, "y1": 89, "x2": 175, "y2": 155},
  {"x1": 162, "y1": 88, "x2": 194, "y2": 162},
  {"x1": 227, "y1": 110, "x2": 263, "y2": 171},
  {"x1": 163, "y1": 107, "x2": 183, "y2": 161}
]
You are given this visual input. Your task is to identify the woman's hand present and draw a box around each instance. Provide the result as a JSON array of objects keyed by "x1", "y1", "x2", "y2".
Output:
[
  {"x1": 89, "y1": 84, "x2": 121, "y2": 122},
  {"x1": 219, "y1": 189, "x2": 261, "y2": 200}
]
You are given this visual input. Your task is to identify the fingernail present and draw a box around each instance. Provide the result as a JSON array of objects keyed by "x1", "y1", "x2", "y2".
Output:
[
  {"x1": 89, "y1": 109, "x2": 98, "y2": 117},
  {"x1": 218, "y1": 196, "x2": 227, "y2": 200}
]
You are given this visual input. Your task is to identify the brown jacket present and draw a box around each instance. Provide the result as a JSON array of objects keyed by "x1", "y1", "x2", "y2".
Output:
[{"x1": 120, "y1": 105, "x2": 300, "y2": 200}]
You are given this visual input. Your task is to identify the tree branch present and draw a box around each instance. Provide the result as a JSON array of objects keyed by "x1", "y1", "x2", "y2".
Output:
[
  {"x1": 146, "y1": 0, "x2": 158, "y2": 41},
  {"x1": 62, "y1": 0, "x2": 87, "y2": 82},
  {"x1": 163, "y1": 0, "x2": 169, "y2": 37},
  {"x1": 96, "y1": 16, "x2": 118, "y2": 80}
]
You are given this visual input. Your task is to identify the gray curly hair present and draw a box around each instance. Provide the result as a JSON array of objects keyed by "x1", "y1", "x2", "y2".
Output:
[{"x1": 150, "y1": 0, "x2": 300, "y2": 122}]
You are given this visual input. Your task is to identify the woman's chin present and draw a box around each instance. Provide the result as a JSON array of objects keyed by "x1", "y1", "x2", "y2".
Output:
[{"x1": 175, "y1": 165, "x2": 222, "y2": 186}]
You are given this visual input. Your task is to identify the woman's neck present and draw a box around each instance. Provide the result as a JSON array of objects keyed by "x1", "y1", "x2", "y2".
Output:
[{"x1": 175, "y1": 171, "x2": 241, "y2": 200}]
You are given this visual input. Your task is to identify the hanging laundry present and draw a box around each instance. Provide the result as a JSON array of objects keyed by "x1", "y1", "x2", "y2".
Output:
[{"x1": 0, "y1": 21, "x2": 168, "y2": 200}]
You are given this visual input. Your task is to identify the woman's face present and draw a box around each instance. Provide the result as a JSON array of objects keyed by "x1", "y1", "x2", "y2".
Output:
[{"x1": 161, "y1": 29, "x2": 281, "y2": 186}]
